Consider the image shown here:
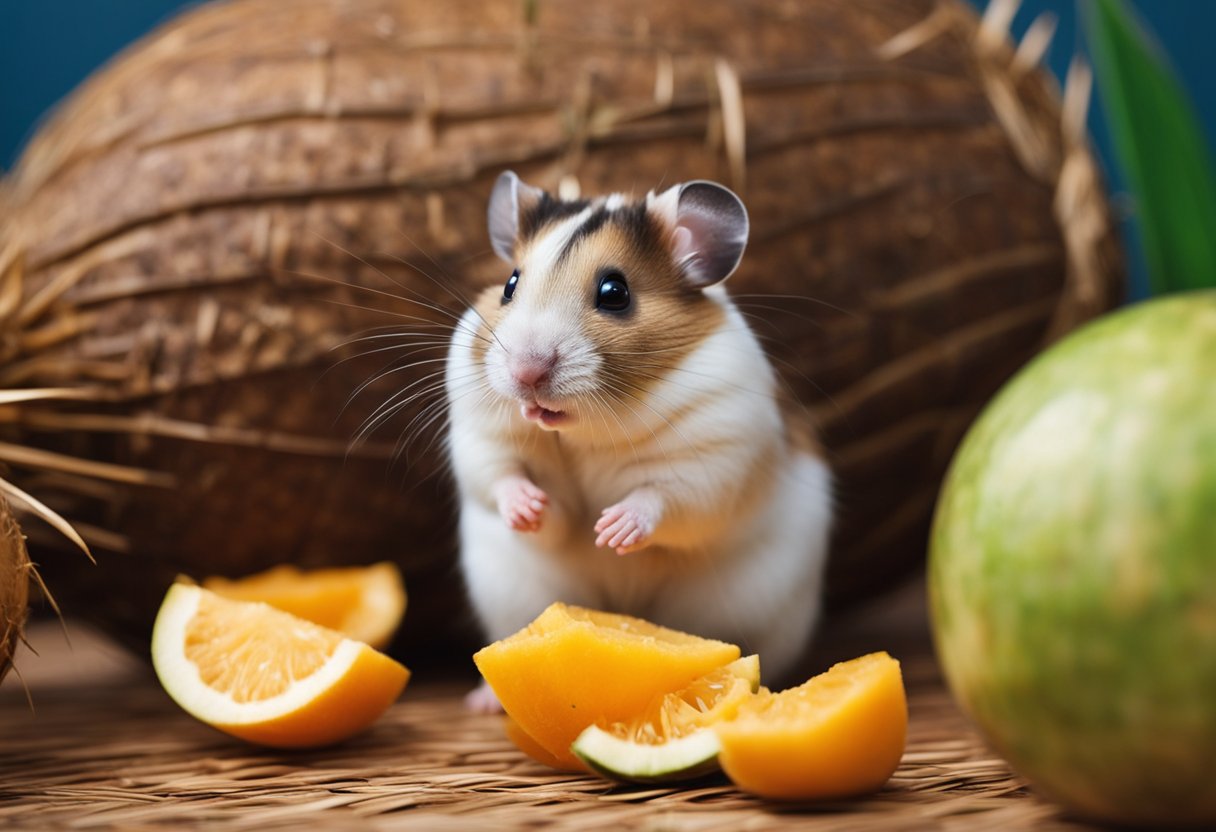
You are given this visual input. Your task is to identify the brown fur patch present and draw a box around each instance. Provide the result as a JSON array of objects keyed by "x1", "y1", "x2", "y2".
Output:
[{"x1": 553, "y1": 207, "x2": 725, "y2": 403}]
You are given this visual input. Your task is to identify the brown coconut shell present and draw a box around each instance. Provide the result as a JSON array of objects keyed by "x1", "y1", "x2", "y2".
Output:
[
  {"x1": 0, "y1": 0, "x2": 1121, "y2": 660},
  {"x1": 0, "y1": 495, "x2": 30, "y2": 683}
]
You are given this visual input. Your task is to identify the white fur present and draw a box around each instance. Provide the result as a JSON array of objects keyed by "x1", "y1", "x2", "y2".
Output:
[
  {"x1": 446, "y1": 289, "x2": 832, "y2": 682},
  {"x1": 525, "y1": 207, "x2": 594, "y2": 279}
]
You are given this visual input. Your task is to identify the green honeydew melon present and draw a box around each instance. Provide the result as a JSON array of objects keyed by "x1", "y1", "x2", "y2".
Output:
[{"x1": 930, "y1": 291, "x2": 1216, "y2": 827}]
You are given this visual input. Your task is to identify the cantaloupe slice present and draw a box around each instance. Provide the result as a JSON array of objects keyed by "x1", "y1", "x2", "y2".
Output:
[{"x1": 473, "y1": 603, "x2": 740, "y2": 769}]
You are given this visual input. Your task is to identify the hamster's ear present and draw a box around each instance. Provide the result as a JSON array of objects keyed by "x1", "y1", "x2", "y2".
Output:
[
  {"x1": 647, "y1": 181, "x2": 749, "y2": 287},
  {"x1": 488, "y1": 170, "x2": 544, "y2": 263}
]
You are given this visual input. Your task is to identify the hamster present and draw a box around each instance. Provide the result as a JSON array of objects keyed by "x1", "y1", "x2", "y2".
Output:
[{"x1": 446, "y1": 171, "x2": 832, "y2": 711}]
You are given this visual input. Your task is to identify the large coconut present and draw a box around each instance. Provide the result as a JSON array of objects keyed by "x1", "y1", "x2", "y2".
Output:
[{"x1": 0, "y1": 0, "x2": 1121, "y2": 660}]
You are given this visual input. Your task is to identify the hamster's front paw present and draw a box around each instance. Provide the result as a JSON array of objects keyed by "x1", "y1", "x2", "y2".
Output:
[
  {"x1": 595, "y1": 493, "x2": 660, "y2": 555},
  {"x1": 493, "y1": 475, "x2": 548, "y2": 532}
]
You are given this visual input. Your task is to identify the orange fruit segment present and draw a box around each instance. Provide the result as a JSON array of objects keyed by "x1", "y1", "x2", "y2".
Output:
[
  {"x1": 504, "y1": 717, "x2": 584, "y2": 771},
  {"x1": 152, "y1": 583, "x2": 409, "y2": 748},
  {"x1": 715, "y1": 652, "x2": 907, "y2": 800},
  {"x1": 572, "y1": 654, "x2": 761, "y2": 783},
  {"x1": 202, "y1": 562, "x2": 406, "y2": 649},
  {"x1": 474, "y1": 603, "x2": 741, "y2": 769},
  {"x1": 598, "y1": 653, "x2": 761, "y2": 743}
]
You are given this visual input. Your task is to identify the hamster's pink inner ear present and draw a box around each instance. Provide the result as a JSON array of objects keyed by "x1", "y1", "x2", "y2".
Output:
[
  {"x1": 651, "y1": 181, "x2": 750, "y2": 287},
  {"x1": 488, "y1": 170, "x2": 543, "y2": 263},
  {"x1": 671, "y1": 226, "x2": 696, "y2": 265}
]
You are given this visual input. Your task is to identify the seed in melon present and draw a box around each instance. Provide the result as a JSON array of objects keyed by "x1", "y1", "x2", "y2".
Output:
[
  {"x1": 473, "y1": 603, "x2": 740, "y2": 770},
  {"x1": 930, "y1": 291, "x2": 1216, "y2": 826},
  {"x1": 572, "y1": 655, "x2": 761, "y2": 783},
  {"x1": 715, "y1": 652, "x2": 907, "y2": 800}
]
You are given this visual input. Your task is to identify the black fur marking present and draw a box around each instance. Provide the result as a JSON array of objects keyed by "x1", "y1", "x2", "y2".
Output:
[
  {"x1": 518, "y1": 192, "x2": 591, "y2": 243},
  {"x1": 556, "y1": 207, "x2": 611, "y2": 265},
  {"x1": 556, "y1": 200, "x2": 669, "y2": 269},
  {"x1": 612, "y1": 202, "x2": 666, "y2": 261}
]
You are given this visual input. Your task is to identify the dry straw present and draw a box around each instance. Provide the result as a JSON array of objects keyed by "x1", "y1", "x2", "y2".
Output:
[{"x1": 0, "y1": 616, "x2": 1097, "y2": 831}]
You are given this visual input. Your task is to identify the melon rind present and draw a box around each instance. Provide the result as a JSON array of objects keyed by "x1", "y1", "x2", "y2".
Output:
[{"x1": 572, "y1": 724, "x2": 723, "y2": 784}]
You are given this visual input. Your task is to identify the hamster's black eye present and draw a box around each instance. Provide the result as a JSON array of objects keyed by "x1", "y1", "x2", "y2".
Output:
[
  {"x1": 502, "y1": 268, "x2": 519, "y2": 304},
  {"x1": 596, "y1": 272, "x2": 631, "y2": 313}
]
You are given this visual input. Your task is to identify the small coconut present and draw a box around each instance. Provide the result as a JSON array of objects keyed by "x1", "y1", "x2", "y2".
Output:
[{"x1": 0, "y1": 495, "x2": 30, "y2": 684}]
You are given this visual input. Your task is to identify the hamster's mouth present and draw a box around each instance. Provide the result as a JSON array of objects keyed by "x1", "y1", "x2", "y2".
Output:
[{"x1": 521, "y1": 401, "x2": 571, "y2": 429}]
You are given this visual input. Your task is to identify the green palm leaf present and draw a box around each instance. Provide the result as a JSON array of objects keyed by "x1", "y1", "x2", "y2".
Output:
[{"x1": 1082, "y1": 0, "x2": 1216, "y2": 293}]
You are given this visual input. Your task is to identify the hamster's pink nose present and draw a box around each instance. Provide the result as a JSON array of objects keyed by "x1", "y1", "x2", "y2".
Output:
[{"x1": 510, "y1": 351, "x2": 558, "y2": 390}]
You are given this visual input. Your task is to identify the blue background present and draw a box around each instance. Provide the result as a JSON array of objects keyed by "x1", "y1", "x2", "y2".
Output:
[{"x1": 2, "y1": 1, "x2": 1214, "y2": 296}]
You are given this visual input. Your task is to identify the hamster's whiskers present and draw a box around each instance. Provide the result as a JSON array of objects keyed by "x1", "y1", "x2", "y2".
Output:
[
  {"x1": 304, "y1": 222, "x2": 512, "y2": 468},
  {"x1": 386, "y1": 227, "x2": 497, "y2": 317},
  {"x1": 318, "y1": 294, "x2": 495, "y2": 349},
  {"x1": 625, "y1": 362, "x2": 771, "y2": 402},
  {"x1": 302, "y1": 236, "x2": 476, "y2": 334},
  {"x1": 399, "y1": 374, "x2": 505, "y2": 488},
  {"x1": 339, "y1": 332, "x2": 454, "y2": 354},
  {"x1": 352, "y1": 367, "x2": 454, "y2": 452},
  {"x1": 730, "y1": 291, "x2": 859, "y2": 320},
  {"x1": 323, "y1": 227, "x2": 474, "y2": 330},
  {"x1": 351, "y1": 356, "x2": 452, "y2": 419},
  {"x1": 595, "y1": 376, "x2": 711, "y2": 483},
  {"x1": 584, "y1": 388, "x2": 645, "y2": 466},
  {"x1": 599, "y1": 344, "x2": 687, "y2": 358},
  {"x1": 327, "y1": 330, "x2": 454, "y2": 401}
]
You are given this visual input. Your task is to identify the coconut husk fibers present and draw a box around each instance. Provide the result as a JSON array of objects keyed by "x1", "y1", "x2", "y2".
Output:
[
  {"x1": 0, "y1": 0, "x2": 1122, "y2": 662},
  {"x1": 0, "y1": 495, "x2": 30, "y2": 683}
]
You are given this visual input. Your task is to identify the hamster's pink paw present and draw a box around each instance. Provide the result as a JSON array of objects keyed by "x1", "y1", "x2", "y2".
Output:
[
  {"x1": 464, "y1": 681, "x2": 503, "y2": 713},
  {"x1": 493, "y1": 476, "x2": 548, "y2": 532},
  {"x1": 595, "y1": 498, "x2": 658, "y2": 555}
]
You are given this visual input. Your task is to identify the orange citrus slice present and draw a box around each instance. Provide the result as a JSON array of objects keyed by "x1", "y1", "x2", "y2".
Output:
[
  {"x1": 572, "y1": 654, "x2": 761, "y2": 782},
  {"x1": 715, "y1": 652, "x2": 907, "y2": 800},
  {"x1": 474, "y1": 603, "x2": 740, "y2": 769},
  {"x1": 202, "y1": 562, "x2": 406, "y2": 649},
  {"x1": 504, "y1": 716, "x2": 582, "y2": 771},
  {"x1": 152, "y1": 583, "x2": 409, "y2": 748}
]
